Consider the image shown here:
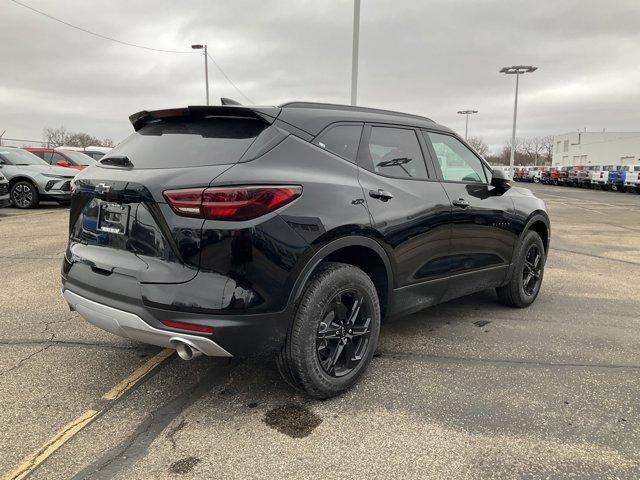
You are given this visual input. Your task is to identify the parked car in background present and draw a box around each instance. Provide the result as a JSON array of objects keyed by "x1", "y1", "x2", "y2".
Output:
[
  {"x1": 623, "y1": 165, "x2": 640, "y2": 193},
  {"x1": 0, "y1": 147, "x2": 76, "y2": 208},
  {"x1": 0, "y1": 171, "x2": 10, "y2": 208},
  {"x1": 513, "y1": 167, "x2": 528, "y2": 182},
  {"x1": 526, "y1": 166, "x2": 542, "y2": 183},
  {"x1": 567, "y1": 165, "x2": 583, "y2": 187},
  {"x1": 608, "y1": 166, "x2": 627, "y2": 192},
  {"x1": 61, "y1": 102, "x2": 550, "y2": 398},
  {"x1": 58, "y1": 146, "x2": 112, "y2": 161},
  {"x1": 591, "y1": 165, "x2": 614, "y2": 190},
  {"x1": 25, "y1": 147, "x2": 95, "y2": 171},
  {"x1": 556, "y1": 166, "x2": 570, "y2": 186},
  {"x1": 576, "y1": 166, "x2": 594, "y2": 188}
]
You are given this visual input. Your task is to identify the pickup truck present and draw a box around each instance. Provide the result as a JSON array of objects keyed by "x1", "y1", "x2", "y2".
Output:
[
  {"x1": 622, "y1": 165, "x2": 640, "y2": 193},
  {"x1": 591, "y1": 165, "x2": 614, "y2": 190}
]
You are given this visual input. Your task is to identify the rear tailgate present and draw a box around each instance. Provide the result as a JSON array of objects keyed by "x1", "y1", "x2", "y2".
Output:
[{"x1": 66, "y1": 106, "x2": 280, "y2": 285}]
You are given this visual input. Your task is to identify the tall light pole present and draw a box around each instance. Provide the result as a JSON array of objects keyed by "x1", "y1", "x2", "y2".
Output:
[
  {"x1": 350, "y1": 0, "x2": 360, "y2": 106},
  {"x1": 500, "y1": 65, "x2": 537, "y2": 172},
  {"x1": 457, "y1": 110, "x2": 478, "y2": 140},
  {"x1": 191, "y1": 44, "x2": 210, "y2": 105}
]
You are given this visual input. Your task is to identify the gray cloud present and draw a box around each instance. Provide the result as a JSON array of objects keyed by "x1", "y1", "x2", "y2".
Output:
[{"x1": 1, "y1": 0, "x2": 639, "y2": 152}]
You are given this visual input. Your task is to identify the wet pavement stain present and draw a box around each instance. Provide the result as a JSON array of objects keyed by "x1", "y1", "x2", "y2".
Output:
[
  {"x1": 169, "y1": 456, "x2": 201, "y2": 474},
  {"x1": 473, "y1": 320, "x2": 491, "y2": 327},
  {"x1": 264, "y1": 404, "x2": 322, "y2": 438}
]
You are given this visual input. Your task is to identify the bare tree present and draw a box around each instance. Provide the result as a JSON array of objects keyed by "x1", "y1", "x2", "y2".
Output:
[
  {"x1": 540, "y1": 135, "x2": 553, "y2": 164},
  {"x1": 42, "y1": 126, "x2": 68, "y2": 148},
  {"x1": 467, "y1": 136, "x2": 489, "y2": 157},
  {"x1": 43, "y1": 127, "x2": 114, "y2": 148}
]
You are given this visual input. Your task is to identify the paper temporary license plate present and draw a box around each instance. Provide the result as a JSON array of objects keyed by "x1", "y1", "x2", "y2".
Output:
[{"x1": 97, "y1": 203, "x2": 130, "y2": 235}]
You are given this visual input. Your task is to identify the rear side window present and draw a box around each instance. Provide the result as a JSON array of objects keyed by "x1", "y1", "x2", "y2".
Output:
[
  {"x1": 314, "y1": 124, "x2": 362, "y2": 163},
  {"x1": 103, "y1": 118, "x2": 266, "y2": 169},
  {"x1": 366, "y1": 127, "x2": 428, "y2": 179}
]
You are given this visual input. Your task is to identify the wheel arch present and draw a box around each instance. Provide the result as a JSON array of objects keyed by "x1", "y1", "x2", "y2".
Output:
[
  {"x1": 523, "y1": 212, "x2": 550, "y2": 253},
  {"x1": 288, "y1": 236, "x2": 394, "y2": 319},
  {"x1": 8, "y1": 176, "x2": 38, "y2": 189}
]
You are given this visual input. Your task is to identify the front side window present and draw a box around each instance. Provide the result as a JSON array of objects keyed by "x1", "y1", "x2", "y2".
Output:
[
  {"x1": 367, "y1": 127, "x2": 427, "y2": 179},
  {"x1": 425, "y1": 132, "x2": 487, "y2": 183},
  {"x1": 314, "y1": 124, "x2": 362, "y2": 163}
]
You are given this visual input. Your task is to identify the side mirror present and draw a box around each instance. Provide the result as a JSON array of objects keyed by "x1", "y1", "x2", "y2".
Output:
[
  {"x1": 56, "y1": 160, "x2": 71, "y2": 167},
  {"x1": 490, "y1": 168, "x2": 511, "y2": 190}
]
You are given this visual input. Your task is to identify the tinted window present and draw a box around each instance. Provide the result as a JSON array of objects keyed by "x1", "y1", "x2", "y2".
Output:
[
  {"x1": 42, "y1": 152, "x2": 54, "y2": 163},
  {"x1": 425, "y1": 132, "x2": 487, "y2": 183},
  {"x1": 51, "y1": 153, "x2": 67, "y2": 165},
  {"x1": 314, "y1": 124, "x2": 362, "y2": 162},
  {"x1": 367, "y1": 127, "x2": 427, "y2": 179},
  {"x1": 104, "y1": 118, "x2": 266, "y2": 169},
  {"x1": 0, "y1": 149, "x2": 48, "y2": 165},
  {"x1": 59, "y1": 150, "x2": 94, "y2": 165}
]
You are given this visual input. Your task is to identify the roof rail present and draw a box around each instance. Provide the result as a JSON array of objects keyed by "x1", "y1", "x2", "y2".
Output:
[{"x1": 279, "y1": 101, "x2": 434, "y2": 123}]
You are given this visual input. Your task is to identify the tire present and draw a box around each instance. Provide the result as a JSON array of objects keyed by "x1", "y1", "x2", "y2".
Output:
[
  {"x1": 10, "y1": 181, "x2": 39, "y2": 209},
  {"x1": 496, "y1": 230, "x2": 546, "y2": 308},
  {"x1": 276, "y1": 262, "x2": 381, "y2": 399}
]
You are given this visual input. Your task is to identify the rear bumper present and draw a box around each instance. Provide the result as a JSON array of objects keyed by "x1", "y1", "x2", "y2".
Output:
[{"x1": 63, "y1": 289, "x2": 232, "y2": 357}]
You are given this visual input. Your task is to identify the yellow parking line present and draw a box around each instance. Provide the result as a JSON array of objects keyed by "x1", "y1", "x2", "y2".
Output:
[
  {"x1": 2, "y1": 409, "x2": 100, "y2": 480},
  {"x1": 1, "y1": 348, "x2": 174, "y2": 480},
  {"x1": 102, "y1": 348, "x2": 174, "y2": 400}
]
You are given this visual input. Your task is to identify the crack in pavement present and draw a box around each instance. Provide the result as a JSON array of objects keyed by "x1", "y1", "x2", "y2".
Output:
[
  {"x1": 0, "y1": 336, "x2": 54, "y2": 377},
  {"x1": 375, "y1": 351, "x2": 640, "y2": 370},
  {"x1": 550, "y1": 246, "x2": 640, "y2": 266}
]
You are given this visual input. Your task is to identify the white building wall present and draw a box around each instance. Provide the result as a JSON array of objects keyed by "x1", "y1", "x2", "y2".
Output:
[{"x1": 551, "y1": 132, "x2": 640, "y2": 167}]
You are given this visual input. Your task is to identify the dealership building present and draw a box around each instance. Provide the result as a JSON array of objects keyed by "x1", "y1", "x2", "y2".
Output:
[{"x1": 551, "y1": 131, "x2": 640, "y2": 167}]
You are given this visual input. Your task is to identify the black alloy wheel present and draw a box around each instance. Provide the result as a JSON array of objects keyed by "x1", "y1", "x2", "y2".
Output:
[
  {"x1": 496, "y1": 230, "x2": 546, "y2": 308},
  {"x1": 522, "y1": 244, "x2": 542, "y2": 296},
  {"x1": 316, "y1": 290, "x2": 372, "y2": 377},
  {"x1": 277, "y1": 262, "x2": 380, "y2": 399}
]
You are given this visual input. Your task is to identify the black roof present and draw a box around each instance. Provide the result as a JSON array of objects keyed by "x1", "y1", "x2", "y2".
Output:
[
  {"x1": 129, "y1": 101, "x2": 452, "y2": 137},
  {"x1": 277, "y1": 101, "x2": 447, "y2": 137}
]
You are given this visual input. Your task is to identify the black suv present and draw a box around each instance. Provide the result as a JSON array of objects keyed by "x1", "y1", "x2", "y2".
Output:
[{"x1": 62, "y1": 102, "x2": 550, "y2": 398}]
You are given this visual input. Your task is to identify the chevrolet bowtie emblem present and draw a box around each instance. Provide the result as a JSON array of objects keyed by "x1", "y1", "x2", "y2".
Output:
[{"x1": 95, "y1": 183, "x2": 111, "y2": 194}]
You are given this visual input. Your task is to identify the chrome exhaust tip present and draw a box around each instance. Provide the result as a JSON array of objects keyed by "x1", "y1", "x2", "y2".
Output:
[{"x1": 175, "y1": 341, "x2": 203, "y2": 361}]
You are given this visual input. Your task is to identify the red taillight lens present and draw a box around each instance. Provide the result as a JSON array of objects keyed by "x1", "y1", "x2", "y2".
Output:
[
  {"x1": 164, "y1": 185, "x2": 302, "y2": 221},
  {"x1": 161, "y1": 320, "x2": 214, "y2": 334},
  {"x1": 163, "y1": 188, "x2": 206, "y2": 217}
]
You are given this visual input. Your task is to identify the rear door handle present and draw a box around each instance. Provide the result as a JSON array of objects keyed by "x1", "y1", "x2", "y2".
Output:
[
  {"x1": 452, "y1": 198, "x2": 470, "y2": 208},
  {"x1": 369, "y1": 189, "x2": 393, "y2": 202}
]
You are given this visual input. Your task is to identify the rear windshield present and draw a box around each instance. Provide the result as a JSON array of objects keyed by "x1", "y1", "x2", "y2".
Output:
[{"x1": 103, "y1": 117, "x2": 266, "y2": 169}]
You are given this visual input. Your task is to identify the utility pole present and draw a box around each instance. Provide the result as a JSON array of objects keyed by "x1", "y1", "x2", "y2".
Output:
[
  {"x1": 191, "y1": 44, "x2": 210, "y2": 105},
  {"x1": 350, "y1": 0, "x2": 361, "y2": 106},
  {"x1": 457, "y1": 110, "x2": 478, "y2": 140},
  {"x1": 500, "y1": 65, "x2": 537, "y2": 173}
]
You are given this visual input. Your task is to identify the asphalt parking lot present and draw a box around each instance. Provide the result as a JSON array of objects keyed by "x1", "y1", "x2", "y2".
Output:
[{"x1": 1, "y1": 184, "x2": 639, "y2": 480}]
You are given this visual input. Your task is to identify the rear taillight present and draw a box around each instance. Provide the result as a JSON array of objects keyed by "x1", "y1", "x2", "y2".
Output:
[{"x1": 164, "y1": 185, "x2": 302, "y2": 221}]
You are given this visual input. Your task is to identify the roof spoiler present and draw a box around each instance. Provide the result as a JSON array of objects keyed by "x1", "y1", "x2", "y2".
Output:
[{"x1": 129, "y1": 105, "x2": 280, "y2": 131}]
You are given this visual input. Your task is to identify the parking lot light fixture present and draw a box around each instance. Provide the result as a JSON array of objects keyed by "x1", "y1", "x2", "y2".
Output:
[
  {"x1": 457, "y1": 110, "x2": 478, "y2": 140},
  {"x1": 500, "y1": 65, "x2": 537, "y2": 175},
  {"x1": 191, "y1": 44, "x2": 209, "y2": 105}
]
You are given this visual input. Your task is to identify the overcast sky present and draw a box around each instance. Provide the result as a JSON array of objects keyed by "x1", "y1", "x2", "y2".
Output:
[{"x1": 1, "y1": 0, "x2": 639, "y2": 153}]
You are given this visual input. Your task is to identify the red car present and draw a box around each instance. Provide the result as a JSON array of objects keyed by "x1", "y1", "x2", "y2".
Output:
[{"x1": 25, "y1": 148, "x2": 95, "y2": 171}]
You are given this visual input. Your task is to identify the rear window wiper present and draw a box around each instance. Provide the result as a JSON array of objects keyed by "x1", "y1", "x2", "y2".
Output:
[{"x1": 100, "y1": 155, "x2": 134, "y2": 168}]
